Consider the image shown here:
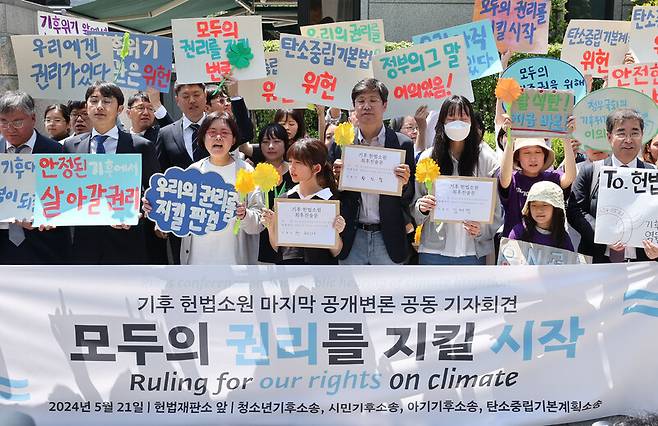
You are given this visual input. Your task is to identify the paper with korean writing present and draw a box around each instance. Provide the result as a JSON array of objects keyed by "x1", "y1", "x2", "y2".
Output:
[
  {"x1": 301, "y1": 19, "x2": 385, "y2": 55},
  {"x1": 37, "y1": 11, "x2": 108, "y2": 36},
  {"x1": 608, "y1": 62, "x2": 658, "y2": 103},
  {"x1": 498, "y1": 237, "x2": 591, "y2": 265},
  {"x1": 510, "y1": 88, "x2": 574, "y2": 138},
  {"x1": 338, "y1": 145, "x2": 405, "y2": 196},
  {"x1": 629, "y1": 6, "x2": 658, "y2": 63},
  {"x1": 275, "y1": 199, "x2": 339, "y2": 249},
  {"x1": 501, "y1": 57, "x2": 587, "y2": 103},
  {"x1": 0, "y1": 154, "x2": 36, "y2": 222},
  {"x1": 432, "y1": 176, "x2": 496, "y2": 224},
  {"x1": 238, "y1": 52, "x2": 306, "y2": 110}
]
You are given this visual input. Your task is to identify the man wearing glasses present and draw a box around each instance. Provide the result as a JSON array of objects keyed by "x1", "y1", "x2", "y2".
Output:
[
  {"x1": 0, "y1": 90, "x2": 71, "y2": 264},
  {"x1": 126, "y1": 88, "x2": 173, "y2": 144},
  {"x1": 205, "y1": 81, "x2": 253, "y2": 145},
  {"x1": 67, "y1": 100, "x2": 92, "y2": 136}
]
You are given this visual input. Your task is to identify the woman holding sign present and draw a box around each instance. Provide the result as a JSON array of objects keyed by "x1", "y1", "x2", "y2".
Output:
[{"x1": 413, "y1": 96, "x2": 502, "y2": 265}]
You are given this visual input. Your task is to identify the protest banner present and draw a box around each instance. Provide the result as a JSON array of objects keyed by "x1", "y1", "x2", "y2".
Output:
[
  {"x1": 629, "y1": 6, "x2": 658, "y2": 63},
  {"x1": 608, "y1": 62, "x2": 658, "y2": 103},
  {"x1": 338, "y1": 145, "x2": 405, "y2": 196},
  {"x1": 1, "y1": 263, "x2": 658, "y2": 424},
  {"x1": 560, "y1": 20, "x2": 630, "y2": 78},
  {"x1": 32, "y1": 154, "x2": 142, "y2": 227},
  {"x1": 37, "y1": 11, "x2": 108, "y2": 36},
  {"x1": 171, "y1": 16, "x2": 266, "y2": 83},
  {"x1": 274, "y1": 199, "x2": 340, "y2": 249},
  {"x1": 594, "y1": 166, "x2": 658, "y2": 248},
  {"x1": 238, "y1": 52, "x2": 306, "y2": 110},
  {"x1": 412, "y1": 20, "x2": 502, "y2": 80},
  {"x1": 432, "y1": 176, "x2": 496, "y2": 224},
  {"x1": 472, "y1": 0, "x2": 550, "y2": 53},
  {"x1": 301, "y1": 19, "x2": 385, "y2": 55},
  {"x1": 501, "y1": 57, "x2": 587, "y2": 103},
  {"x1": 276, "y1": 34, "x2": 374, "y2": 110},
  {"x1": 144, "y1": 167, "x2": 238, "y2": 238},
  {"x1": 90, "y1": 32, "x2": 173, "y2": 93},
  {"x1": 498, "y1": 237, "x2": 592, "y2": 265},
  {"x1": 572, "y1": 87, "x2": 658, "y2": 151},
  {"x1": 11, "y1": 35, "x2": 113, "y2": 101},
  {"x1": 509, "y1": 88, "x2": 574, "y2": 138},
  {"x1": 0, "y1": 154, "x2": 35, "y2": 222},
  {"x1": 372, "y1": 36, "x2": 473, "y2": 119}
]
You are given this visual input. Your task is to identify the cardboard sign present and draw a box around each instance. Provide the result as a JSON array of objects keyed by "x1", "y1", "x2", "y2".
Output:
[
  {"x1": 501, "y1": 57, "x2": 587, "y2": 103},
  {"x1": 373, "y1": 36, "x2": 473, "y2": 119},
  {"x1": 510, "y1": 88, "x2": 574, "y2": 138},
  {"x1": 238, "y1": 52, "x2": 306, "y2": 110},
  {"x1": 301, "y1": 19, "x2": 385, "y2": 55},
  {"x1": 608, "y1": 62, "x2": 658, "y2": 103},
  {"x1": 498, "y1": 237, "x2": 591, "y2": 265},
  {"x1": 432, "y1": 176, "x2": 496, "y2": 224},
  {"x1": 412, "y1": 20, "x2": 502, "y2": 80},
  {"x1": 629, "y1": 6, "x2": 658, "y2": 63},
  {"x1": 171, "y1": 16, "x2": 266, "y2": 83},
  {"x1": 11, "y1": 35, "x2": 113, "y2": 100},
  {"x1": 275, "y1": 198, "x2": 340, "y2": 249},
  {"x1": 473, "y1": 0, "x2": 550, "y2": 53},
  {"x1": 338, "y1": 145, "x2": 405, "y2": 196},
  {"x1": 37, "y1": 11, "x2": 108, "y2": 36},
  {"x1": 561, "y1": 20, "x2": 631, "y2": 78},
  {"x1": 595, "y1": 166, "x2": 658, "y2": 248},
  {"x1": 276, "y1": 34, "x2": 375, "y2": 110},
  {"x1": 0, "y1": 154, "x2": 36, "y2": 222}
]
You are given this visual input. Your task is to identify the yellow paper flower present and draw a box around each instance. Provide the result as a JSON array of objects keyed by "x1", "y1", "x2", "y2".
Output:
[
  {"x1": 334, "y1": 122, "x2": 355, "y2": 147},
  {"x1": 235, "y1": 168, "x2": 255, "y2": 195},
  {"x1": 495, "y1": 78, "x2": 522, "y2": 104},
  {"x1": 414, "y1": 224, "x2": 423, "y2": 246},
  {"x1": 253, "y1": 162, "x2": 280, "y2": 192},
  {"x1": 415, "y1": 157, "x2": 440, "y2": 184}
]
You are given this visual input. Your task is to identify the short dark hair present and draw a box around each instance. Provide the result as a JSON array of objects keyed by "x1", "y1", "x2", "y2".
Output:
[
  {"x1": 195, "y1": 112, "x2": 241, "y2": 157},
  {"x1": 85, "y1": 81, "x2": 124, "y2": 106},
  {"x1": 127, "y1": 92, "x2": 151, "y2": 108},
  {"x1": 67, "y1": 100, "x2": 86, "y2": 111},
  {"x1": 174, "y1": 82, "x2": 205, "y2": 95},
  {"x1": 606, "y1": 108, "x2": 644, "y2": 133},
  {"x1": 273, "y1": 109, "x2": 306, "y2": 142},
  {"x1": 351, "y1": 78, "x2": 388, "y2": 105},
  {"x1": 205, "y1": 85, "x2": 229, "y2": 105},
  {"x1": 44, "y1": 104, "x2": 70, "y2": 122},
  {"x1": 258, "y1": 123, "x2": 290, "y2": 159}
]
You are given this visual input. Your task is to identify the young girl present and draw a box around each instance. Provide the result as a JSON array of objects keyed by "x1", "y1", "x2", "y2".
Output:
[
  {"x1": 44, "y1": 104, "x2": 71, "y2": 141},
  {"x1": 261, "y1": 138, "x2": 345, "y2": 265},
  {"x1": 414, "y1": 96, "x2": 502, "y2": 265},
  {"x1": 508, "y1": 181, "x2": 574, "y2": 251}
]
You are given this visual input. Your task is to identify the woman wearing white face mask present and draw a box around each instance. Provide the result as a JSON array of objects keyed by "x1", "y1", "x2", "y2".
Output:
[{"x1": 412, "y1": 96, "x2": 502, "y2": 265}]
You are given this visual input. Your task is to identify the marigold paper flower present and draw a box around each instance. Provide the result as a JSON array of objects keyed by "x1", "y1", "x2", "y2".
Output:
[
  {"x1": 235, "y1": 168, "x2": 255, "y2": 195},
  {"x1": 334, "y1": 122, "x2": 355, "y2": 147},
  {"x1": 415, "y1": 157, "x2": 440, "y2": 192},
  {"x1": 253, "y1": 163, "x2": 280, "y2": 193},
  {"x1": 414, "y1": 224, "x2": 423, "y2": 246},
  {"x1": 495, "y1": 78, "x2": 522, "y2": 104},
  {"x1": 227, "y1": 40, "x2": 253, "y2": 69}
]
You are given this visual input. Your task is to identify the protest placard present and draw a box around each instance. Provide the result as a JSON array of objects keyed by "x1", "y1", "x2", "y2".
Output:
[
  {"x1": 275, "y1": 199, "x2": 340, "y2": 249},
  {"x1": 501, "y1": 57, "x2": 587, "y2": 103},
  {"x1": 0, "y1": 154, "x2": 35, "y2": 222},
  {"x1": 561, "y1": 20, "x2": 630, "y2": 78},
  {"x1": 432, "y1": 176, "x2": 496, "y2": 224},
  {"x1": 629, "y1": 6, "x2": 658, "y2": 63},
  {"x1": 37, "y1": 11, "x2": 108, "y2": 35},
  {"x1": 608, "y1": 62, "x2": 658, "y2": 103},
  {"x1": 276, "y1": 34, "x2": 375, "y2": 110},
  {"x1": 90, "y1": 32, "x2": 173, "y2": 92},
  {"x1": 373, "y1": 36, "x2": 473, "y2": 119},
  {"x1": 301, "y1": 19, "x2": 385, "y2": 54},
  {"x1": 412, "y1": 20, "x2": 502, "y2": 80},
  {"x1": 510, "y1": 88, "x2": 574, "y2": 138},
  {"x1": 238, "y1": 52, "x2": 306, "y2": 110},
  {"x1": 32, "y1": 154, "x2": 142, "y2": 226},
  {"x1": 145, "y1": 167, "x2": 238, "y2": 237},
  {"x1": 498, "y1": 237, "x2": 592, "y2": 265},
  {"x1": 338, "y1": 145, "x2": 405, "y2": 196},
  {"x1": 11, "y1": 35, "x2": 113, "y2": 100},
  {"x1": 473, "y1": 0, "x2": 550, "y2": 53},
  {"x1": 573, "y1": 87, "x2": 658, "y2": 151},
  {"x1": 171, "y1": 16, "x2": 266, "y2": 83},
  {"x1": 594, "y1": 166, "x2": 658, "y2": 248}
]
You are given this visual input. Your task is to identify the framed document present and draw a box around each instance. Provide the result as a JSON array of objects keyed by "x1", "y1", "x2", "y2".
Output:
[
  {"x1": 338, "y1": 145, "x2": 405, "y2": 196},
  {"x1": 275, "y1": 198, "x2": 340, "y2": 249},
  {"x1": 432, "y1": 176, "x2": 497, "y2": 224}
]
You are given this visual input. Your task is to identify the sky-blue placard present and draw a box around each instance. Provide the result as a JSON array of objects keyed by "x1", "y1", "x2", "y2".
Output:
[
  {"x1": 412, "y1": 20, "x2": 502, "y2": 80},
  {"x1": 0, "y1": 154, "x2": 36, "y2": 222},
  {"x1": 145, "y1": 166, "x2": 238, "y2": 237},
  {"x1": 501, "y1": 57, "x2": 587, "y2": 102}
]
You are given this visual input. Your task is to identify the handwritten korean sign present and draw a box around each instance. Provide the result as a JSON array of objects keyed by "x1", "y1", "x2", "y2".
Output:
[
  {"x1": 498, "y1": 238, "x2": 591, "y2": 265},
  {"x1": 37, "y1": 11, "x2": 108, "y2": 36},
  {"x1": 432, "y1": 176, "x2": 496, "y2": 224},
  {"x1": 501, "y1": 57, "x2": 587, "y2": 103},
  {"x1": 145, "y1": 167, "x2": 238, "y2": 237},
  {"x1": 472, "y1": 0, "x2": 550, "y2": 53},
  {"x1": 301, "y1": 19, "x2": 385, "y2": 55},
  {"x1": 275, "y1": 199, "x2": 340, "y2": 249},
  {"x1": 171, "y1": 16, "x2": 266, "y2": 83},
  {"x1": 338, "y1": 145, "x2": 405, "y2": 196},
  {"x1": 561, "y1": 20, "x2": 630, "y2": 78},
  {"x1": 629, "y1": 6, "x2": 658, "y2": 63},
  {"x1": 11, "y1": 35, "x2": 113, "y2": 100},
  {"x1": 33, "y1": 154, "x2": 142, "y2": 226},
  {"x1": 373, "y1": 36, "x2": 473, "y2": 119},
  {"x1": 238, "y1": 52, "x2": 306, "y2": 110},
  {"x1": 276, "y1": 34, "x2": 375, "y2": 110},
  {"x1": 412, "y1": 20, "x2": 502, "y2": 80},
  {"x1": 510, "y1": 88, "x2": 574, "y2": 138},
  {"x1": 0, "y1": 154, "x2": 35, "y2": 222},
  {"x1": 608, "y1": 62, "x2": 658, "y2": 103}
]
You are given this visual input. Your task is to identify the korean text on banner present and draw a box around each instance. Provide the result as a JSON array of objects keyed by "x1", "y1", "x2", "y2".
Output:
[
  {"x1": 561, "y1": 20, "x2": 630, "y2": 78},
  {"x1": 412, "y1": 20, "x2": 502, "y2": 80},
  {"x1": 629, "y1": 6, "x2": 658, "y2": 63},
  {"x1": 472, "y1": 0, "x2": 550, "y2": 53},
  {"x1": 301, "y1": 19, "x2": 385, "y2": 55},
  {"x1": 373, "y1": 36, "x2": 473, "y2": 119},
  {"x1": 11, "y1": 35, "x2": 113, "y2": 101},
  {"x1": 172, "y1": 16, "x2": 266, "y2": 83},
  {"x1": 32, "y1": 154, "x2": 142, "y2": 226},
  {"x1": 37, "y1": 11, "x2": 108, "y2": 36},
  {"x1": 608, "y1": 62, "x2": 658, "y2": 103},
  {"x1": 0, "y1": 154, "x2": 35, "y2": 222},
  {"x1": 501, "y1": 57, "x2": 587, "y2": 103},
  {"x1": 238, "y1": 52, "x2": 306, "y2": 110},
  {"x1": 510, "y1": 88, "x2": 574, "y2": 138},
  {"x1": 276, "y1": 34, "x2": 375, "y2": 110}
]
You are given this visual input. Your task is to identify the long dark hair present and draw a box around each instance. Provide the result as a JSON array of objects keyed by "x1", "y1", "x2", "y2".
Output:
[
  {"x1": 258, "y1": 123, "x2": 290, "y2": 162},
  {"x1": 431, "y1": 95, "x2": 480, "y2": 177},
  {"x1": 286, "y1": 138, "x2": 337, "y2": 194},
  {"x1": 196, "y1": 112, "x2": 240, "y2": 158},
  {"x1": 521, "y1": 205, "x2": 567, "y2": 249},
  {"x1": 274, "y1": 109, "x2": 306, "y2": 141}
]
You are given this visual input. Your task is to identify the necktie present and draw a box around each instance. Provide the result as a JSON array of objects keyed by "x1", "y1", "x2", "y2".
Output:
[
  {"x1": 8, "y1": 144, "x2": 30, "y2": 246},
  {"x1": 94, "y1": 135, "x2": 109, "y2": 154},
  {"x1": 190, "y1": 123, "x2": 203, "y2": 161}
]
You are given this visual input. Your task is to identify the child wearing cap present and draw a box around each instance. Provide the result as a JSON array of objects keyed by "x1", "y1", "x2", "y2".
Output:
[{"x1": 508, "y1": 181, "x2": 574, "y2": 251}]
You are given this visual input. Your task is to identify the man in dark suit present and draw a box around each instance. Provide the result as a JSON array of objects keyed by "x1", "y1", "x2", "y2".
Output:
[
  {"x1": 206, "y1": 81, "x2": 254, "y2": 144},
  {"x1": 0, "y1": 91, "x2": 71, "y2": 264},
  {"x1": 329, "y1": 78, "x2": 415, "y2": 265},
  {"x1": 64, "y1": 81, "x2": 160, "y2": 264},
  {"x1": 567, "y1": 108, "x2": 658, "y2": 262}
]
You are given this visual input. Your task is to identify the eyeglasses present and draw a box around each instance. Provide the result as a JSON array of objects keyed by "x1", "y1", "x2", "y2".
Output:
[
  {"x1": 71, "y1": 112, "x2": 89, "y2": 120},
  {"x1": 45, "y1": 118, "x2": 66, "y2": 124},
  {"x1": 211, "y1": 97, "x2": 231, "y2": 105},
  {"x1": 401, "y1": 125, "x2": 418, "y2": 132},
  {"x1": 0, "y1": 119, "x2": 25, "y2": 129},
  {"x1": 131, "y1": 106, "x2": 155, "y2": 113},
  {"x1": 613, "y1": 132, "x2": 642, "y2": 140}
]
